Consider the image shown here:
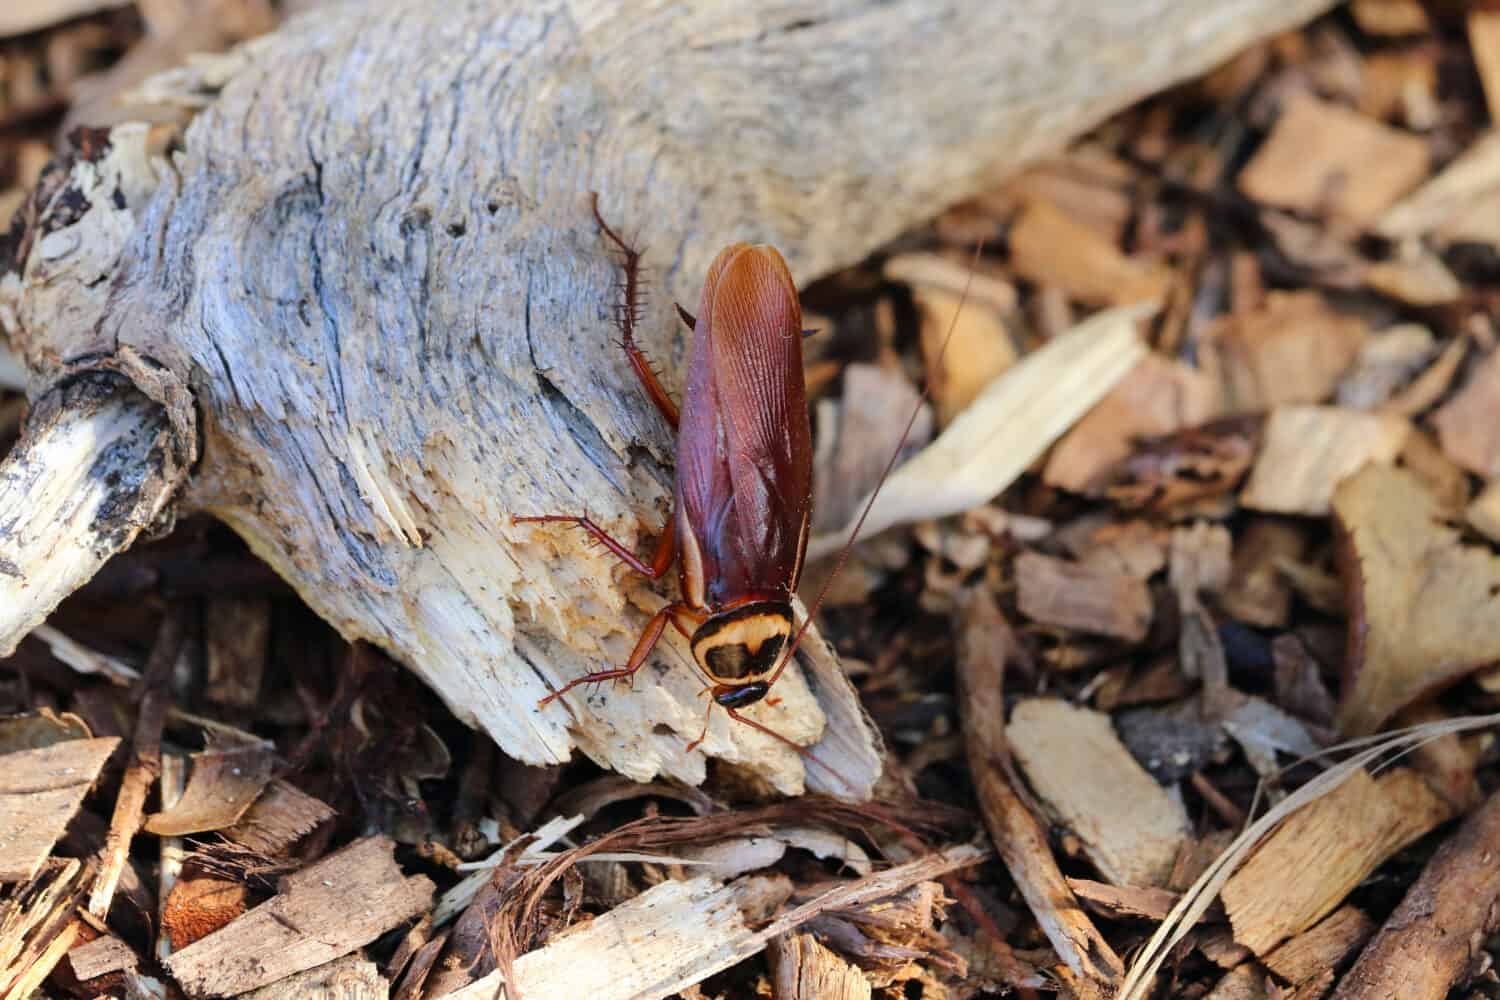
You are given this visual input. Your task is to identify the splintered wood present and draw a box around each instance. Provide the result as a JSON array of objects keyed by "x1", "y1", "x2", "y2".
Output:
[
  {"x1": 164, "y1": 837, "x2": 433, "y2": 996},
  {"x1": 1333, "y1": 464, "x2": 1500, "y2": 734},
  {"x1": 1008, "y1": 699, "x2": 1189, "y2": 889},
  {"x1": 223, "y1": 779, "x2": 336, "y2": 854},
  {"x1": 1222, "y1": 768, "x2": 1449, "y2": 955}
]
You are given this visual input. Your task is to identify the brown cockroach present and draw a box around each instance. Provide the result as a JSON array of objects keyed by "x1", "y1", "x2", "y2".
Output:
[{"x1": 515, "y1": 195, "x2": 961, "y2": 751}]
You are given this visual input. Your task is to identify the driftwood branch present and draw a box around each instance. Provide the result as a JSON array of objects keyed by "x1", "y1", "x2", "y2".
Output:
[
  {"x1": 0, "y1": 0, "x2": 1336, "y2": 793},
  {"x1": 0, "y1": 375, "x2": 182, "y2": 657}
]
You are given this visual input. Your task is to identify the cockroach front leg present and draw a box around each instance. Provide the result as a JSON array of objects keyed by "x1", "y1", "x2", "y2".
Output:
[
  {"x1": 591, "y1": 193, "x2": 679, "y2": 430},
  {"x1": 538, "y1": 601, "x2": 700, "y2": 707}
]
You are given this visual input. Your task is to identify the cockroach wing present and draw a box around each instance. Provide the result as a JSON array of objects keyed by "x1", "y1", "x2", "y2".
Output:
[{"x1": 674, "y1": 244, "x2": 813, "y2": 607}]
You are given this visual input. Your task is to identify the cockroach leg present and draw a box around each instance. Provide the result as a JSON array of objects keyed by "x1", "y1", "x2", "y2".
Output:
[
  {"x1": 684, "y1": 700, "x2": 714, "y2": 754},
  {"x1": 591, "y1": 192, "x2": 679, "y2": 429},
  {"x1": 511, "y1": 513, "x2": 676, "y2": 579},
  {"x1": 538, "y1": 600, "x2": 695, "y2": 707}
]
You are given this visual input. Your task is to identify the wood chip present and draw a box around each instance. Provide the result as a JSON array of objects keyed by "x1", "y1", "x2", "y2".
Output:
[
  {"x1": 1333, "y1": 464, "x2": 1500, "y2": 735},
  {"x1": 1398, "y1": 429, "x2": 1470, "y2": 515},
  {"x1": 913, "y1": 286, "x2": 1016, "y2": 426},
  {"x1": 1377, "y1": 132, "x2": 1500, "y2": 242},
  {"x1": 1331, "y1": 787, "x2": 1500, "y2": 1000},
  {"x1": 67, "y1": 933, "x2": 139, "y2": 981},
  {"x1": 1240, "y1": 406, "x2": 1409, "y2": 517},
  {"x1": 1066, "y1": 879, "x2": 1180, "y2": 922},
  {"x1": 1009, "y1": 699, "x2": 1190, "y2": 888},
  {"x1": 1350, "y1": 0, "x2": 1429, "y2": 36},
  {"x1": 0, "y1": 0, "x2": 131, "y2": 38},
  {"x1": 1201, "y1": 292, "x2": 1366, "y2": 413},
  {"x1": 770, "y1": 933, "x2": 872, "y2": 1000},
  {"x1": 1363, "y1": 248, "x2": 1460, "y2": 306},
  {"x1": 1015, "y1": 551, "x2": 1153, "y2": 642},
  {"x1": 1007, "y1": 197, "x2": 1172, "y2": 307},
  {"x1": 1467, "y1": 479, "x2": 1500, "y2": 543},
  {"x1": 1104, "y1": 416, "x2": 1260, "y2": 513},
  {"x1": 164, "y1": 836, "x2": 434, "y2": 997},
  {"x1": 1431, "y1": 348, "x2": 1500, "y2": 477},
  {"x1": 1238, "y1": 94, "x2": 1429, "y2": 225},
  {"x1": 1336, "y1": 324, "x2": 1435, "y2": 411},
  {"x1": 1263, "y1": 906, "x2": 1374, "y2": 986},
  {"x1": 144, "y1": 739, "x2": 275, "y2": 837},
  {"x1": 1471, "y1": 10, "x2": 1500, "y2": 125},
  {"x1": 223, "y1": 779, "x2": 337, "y2": 855},
  {"x1": 242, "y1": 955, "x2": 386, "y2": 1000},
  {"x1": 1044, "y1": 354, "x2": 1220, "y2": 494},
  {"x1": 0, "y1": 738, "x2": 119, "y2": 882},
  {"x1": 1222, "y1": 768, "x2": 1450, "y2": 955},
  {"x1": 883, "y1": 252, "x2": 1018, "y2": 313}
]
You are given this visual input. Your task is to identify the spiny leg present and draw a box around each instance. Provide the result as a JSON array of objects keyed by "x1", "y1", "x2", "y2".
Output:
[
  {"x1": 590, "y1": 192, "x2": 679, "y2": 429},
  {"x1": 538, "y1": 601, "x2": 696, "y2": 708},
  {"x1": 511, "y1": 511, "x2": 676, "y2": 579}
]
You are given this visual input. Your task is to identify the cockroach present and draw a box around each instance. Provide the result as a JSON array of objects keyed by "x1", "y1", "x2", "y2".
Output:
[{"x1": 515, "y1": 194, "x2": 965, "y2": 751}]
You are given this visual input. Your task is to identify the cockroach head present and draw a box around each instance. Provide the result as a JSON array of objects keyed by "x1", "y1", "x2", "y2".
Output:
[{"x1": 690, "y1": 600, "x2": 793, "y2": 692}]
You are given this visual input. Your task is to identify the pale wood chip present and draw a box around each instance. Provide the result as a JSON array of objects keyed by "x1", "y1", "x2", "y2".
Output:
[
  {"x1": 1398, "y1": 430, "x2": 1470, "y2": 515},
  {"x1": 242, "y1": 955, "x2": 386, "y2": 1000},
  {"x1": 1431, "y1": 348, "x2": 1500, "y2": 477},
  {"x1": 0, "y1": 738, "x2": 119, "y2": 882},
  {"x1": 1333, "y1": 464, "x2": 1500, "y2": 735},
  {"x1": 0, "y1": 857, "x2": 90, "y2": 997},
  {"x1": 1363, "y1": 248, "x2": 1460, "y2": 306},
  {"x1": 1471, "y1": 10, "x2": 1500, "y2": 125},
  {"x1": 1015, "y1": 552, "x2": 1153, "y2": 642},
  {"x1": 1239, "y1": 94, "x2": 1428, "y2": 224},
  {"x1": 769, "y1": 933, "x2": 872, "y2": 1000},
  {"x1": 1378, "y1": 132, "x2": 1500, "y2": 243},
  {"x1": 913, "y1": 286, "x2": 1016, "y2": 426},
  {"x1": 1044, "y1": 354, "x2": 1220, "y2": 494},
  {"x1": 1009, "y1": 699, "x2": 1189, "y2": 889},
  {"x1": 883, "y1": 253, "x2": 1018, "y2": 313},
  {"x1": 1222, "y1": 768, "x2": 1450, "y2": 955},
  {"x1": 1336, "y1": 323, "x2": 1435, "y2": 411},
  {"x1": 1380, "y1": 336, "x2": 1466, "y2": 418},
  {"x1": 1467, "y1": 479, "x2": 1500, "y2": 543},
  {"x1": 1350, "y1": 0, "x2": 1429, "y2": 36},
  {"x1": 223, "y1": 779, "x2": 337, "y2": 855},
  {"x1": 1241, "y1": 406, "x2": 1409, "y2": 516},
  {"x1": 1007, "y1": 197, "x2": 1172, "y2": 307},
  {"x1": 1201, "y1": 292, "x2": 1366, "y2": 413},
  {"x1": 164, "y1": 836, "x2": 434, "y2": 997}
]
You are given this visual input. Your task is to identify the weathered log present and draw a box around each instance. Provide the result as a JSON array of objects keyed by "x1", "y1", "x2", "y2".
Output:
[{"x1": 0, "y1": 0, "x2": 1335, "y2": 795}]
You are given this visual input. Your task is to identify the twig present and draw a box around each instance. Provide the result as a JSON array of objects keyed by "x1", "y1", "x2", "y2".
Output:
[
  {"x1": 88, "y1": 607, "x2": 186, "y2": 918},
  {"x1": 955, "y1": 589, "x2": 1124, "y2": 1000}
]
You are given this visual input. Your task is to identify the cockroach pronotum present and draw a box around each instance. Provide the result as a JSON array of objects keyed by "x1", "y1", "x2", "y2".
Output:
[{"x1": 515, "y1": 194, "x2": 966, "y2": 751}]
